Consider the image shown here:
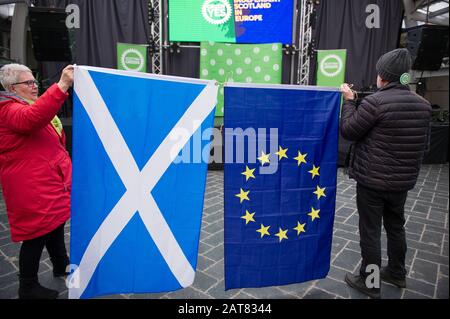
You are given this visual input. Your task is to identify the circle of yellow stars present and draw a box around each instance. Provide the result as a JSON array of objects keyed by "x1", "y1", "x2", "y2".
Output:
[{"x1": 235, "y1": 147, "x2": 327, "y2": 243}]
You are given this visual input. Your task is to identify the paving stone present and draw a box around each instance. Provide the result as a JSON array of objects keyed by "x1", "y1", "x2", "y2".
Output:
[
  {"x1": 315, "y1": 277, "x2": 352, "y2": 298},
  {"x1": 432, "y1": 196, "x2": 449, "y2": 208},
  {"x1": 334, "y1": 222, "x2": 358, "y2": 234},
  {"x1": 0, "y1": 255, "x2": 16, "y2": 276},
  {"x1": 412, "y1": 203, "x2": 431, "y2": 214},
  {"x1": 196, "y1": 255, "x2": 215, "y2": 271},
  {"x1": 381, "y1": 283, "x2": 403, "y2": 299},
  {"x1": 0, "y1": 242, "x2": 21, "y2": 259},
  {"x1": 231, "y1": 291, "x2": 254, "y2": 299},
  {"x1": 425, "y1": 224, "x2": 447, "y2": 235},
  {"x1": 405, "y1": 232, "x2": 421, "y2": 242},
  {"x1": 436, "y1": 275, "x2": 449, "y2": 299},
  {"x1": 409, "y1": 259, "x2": 438, "y2": 285},
  {"x1": 335, "y1": 207, "x2": 356, "y2": 219},
  {"x1": 204, "y1": 204, "x2": 223, "y2": 215},
  {"x1": 331, "y1": 236, "x2": 348, "y2": 255},
  {"x1": 205, "y1": 280, "x2": 238, "y2": 299},
  {"x1": 166, "y1": 287, "x2": 212, "y2": 299},
  {"x1": 129, "y1": 292, "x2": 167, "y2": 299},
  {"x1": 198, "y1": 241, "x2": 214, "y2": 255},
  {"x1": 191, "y1": 271, "x2": 219, "y2": 292},
  {"x1": 205, "y1": 231, "x2": 223, "y2": 247},
  {"x1": 428, "y1": 209, "x2": 448, "y2": 222},
  {"x1": 327, "y1": 266, "x2": 348, "y2": 283},
  {"x1": 421, "y1": 231, "x2": 445, "y2": 248},
  {"x1": 242, "y1": 286, "x2": 289, "y2": 299},
  {"x1": 0, "y1": 272, "x2": 18, "y2": 289},
  {"x1": 204, "y1": 260, "x2": 224, "y2": 279},
  {"x1": 345, "y1": 214, "x2": 360, "y2": 227},
  {"x1": 403, "y1": 290, "x2": 431, "y2": 299},
  {"x1": 416, "y1": 251, "x2": 449, "y2": 266},
  {"x1": 407, "y1": 239, "x2": 442, "y2": 255},
  {"x1": 203, "y1": 220, "x2": 224, "y2": 234},
  {"x1": 303, "y1": 288, "x2": 336, "y2": 299},
  {"x1": 0, "y1": 282, "x2": 18, "y2": 299},
  {"x1": 277, "y1": 282, "x2": 312, "y2": 298},
  {"x1": 442, "y1": 241, "x2": 449, "y2": 257},
  {"x1": 204, "y1": 211, "x2": 224, "y2": 224},
  {"x1": 204, "y1": 244, "x2": 224, "y2": 262},
  {"x1": 439, "y1": 265, "x2": 449, "y2": 277},
  {"x1": 333, "y1": 230, "x2": 360, "y2": 243},
  {"x1": 405, "y1": 220, "x2": 425, "y2": 235},
  {"x1": 332, "y1": 249, "x2": 361, "y2": 272},
  {"x1": 345, "y1": 241, "x2": 361, "y2": 253},
  {"x1": 404, "y1": 277, "x2": 436, "y2": 298},
  {"x1": 334, "y1": 216, "x2": 347, "y2": 223}
]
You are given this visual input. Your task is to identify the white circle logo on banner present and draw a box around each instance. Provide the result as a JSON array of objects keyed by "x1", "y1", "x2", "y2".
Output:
[
  {"x1": 121, "y1": 48, "x2": 145, "y2": 72},
  {"x1": 202, "y1": 0, "x2": 232, "y2": 25},
  {"x1": 320, "y1": 54, "x2": 343, "y2": 78}
]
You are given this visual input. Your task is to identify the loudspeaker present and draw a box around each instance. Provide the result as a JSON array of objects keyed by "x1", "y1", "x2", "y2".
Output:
[
  {"x1": 406, "y1": 25, "x2": 449, "y2": 71},
  {"x1": 29, "y1": 7, "x2": 72, "y2": 62}
]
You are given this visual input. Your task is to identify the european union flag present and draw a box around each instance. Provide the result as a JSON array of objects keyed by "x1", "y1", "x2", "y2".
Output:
[
  {"x1": 224, "y1": 83, "x2": 341, "y2": 289},
  {"x1": 70, "y1": 66, "x2": 217, "y2": 298}
]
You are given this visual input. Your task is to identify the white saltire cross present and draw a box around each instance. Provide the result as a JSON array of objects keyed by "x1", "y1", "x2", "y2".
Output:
[{"x1": 69, "y1": 66, "x2": 217, "y2": 299}]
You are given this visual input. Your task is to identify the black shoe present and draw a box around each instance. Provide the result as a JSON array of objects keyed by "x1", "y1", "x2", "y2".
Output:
[
  {"x1": 380, "y1": 266, "x2": 406, "y2": 288},
  {"x1": 18, "y1": 276, "x2": 59, "y2": 299},
  {"x1": 345, "y1": 273, "x2": 381, "y2": 299}
]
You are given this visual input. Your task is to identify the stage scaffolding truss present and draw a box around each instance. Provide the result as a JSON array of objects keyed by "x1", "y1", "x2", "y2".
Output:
[
  {"x1": 296, "y1": 0, "x2": 315, "y2": 85},
  {"x1": 148, "y1": 0, "x2": 162, "y2": 74}
]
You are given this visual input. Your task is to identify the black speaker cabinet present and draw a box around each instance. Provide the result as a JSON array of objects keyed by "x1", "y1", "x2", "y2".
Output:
[
  {"x1": 406, "y1": 25, "x2": 449, "y2": 71},
  {"x1": 29, "y1": 7, "x2": 72, "y2": 62}
]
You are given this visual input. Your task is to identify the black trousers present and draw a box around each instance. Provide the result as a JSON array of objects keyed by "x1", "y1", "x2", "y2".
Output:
[
  {"x1": 357, "y1": 183, "x2": 408, "y2": 280},
  {"x1": 19, "y1": 223, "x2": 69, "y2": 278}
]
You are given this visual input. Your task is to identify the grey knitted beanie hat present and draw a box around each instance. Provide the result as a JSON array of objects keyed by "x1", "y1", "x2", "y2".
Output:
[{"x1": 376, "y1": 48, "x2": 412, "y2": 83}]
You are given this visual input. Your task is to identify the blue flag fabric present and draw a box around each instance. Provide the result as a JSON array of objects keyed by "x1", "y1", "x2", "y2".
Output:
[
  {"x1": 70, "y1": 66, "x2": 217, "y2": 299},
  {"x1": 224, "y1": 84, "x2": 341, "y2": 290}
]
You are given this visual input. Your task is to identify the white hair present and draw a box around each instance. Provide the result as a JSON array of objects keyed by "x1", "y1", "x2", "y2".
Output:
[{"x1": 0, "y1": 63, "x2": 33, "y2": 91}]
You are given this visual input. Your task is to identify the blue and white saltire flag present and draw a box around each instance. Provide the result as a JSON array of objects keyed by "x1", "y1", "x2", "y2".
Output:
[
  {"x1": 69, "y1": 66, "x2": 218, "y2": 299},
  {"x1": 224, "y1": 83, "x2": 341, "y2": 289}
]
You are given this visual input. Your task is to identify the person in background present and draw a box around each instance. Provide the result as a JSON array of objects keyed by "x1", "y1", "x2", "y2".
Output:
[
  {"x1": 0, "y1": 63, "x2": 74, "y2": 299},
  {"x1": 340, "y1": 48, "x2": 431, "y2": 299}
]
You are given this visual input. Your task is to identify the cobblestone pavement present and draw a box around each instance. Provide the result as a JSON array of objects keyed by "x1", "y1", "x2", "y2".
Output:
[{"x1": 0, "y1": 165, "x2": 448, "y2": 299}]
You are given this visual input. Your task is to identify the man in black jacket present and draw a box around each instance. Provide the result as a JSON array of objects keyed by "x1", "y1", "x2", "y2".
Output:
[{"x1": 340, "y1": 48, "x2": 431, "y2": 298}]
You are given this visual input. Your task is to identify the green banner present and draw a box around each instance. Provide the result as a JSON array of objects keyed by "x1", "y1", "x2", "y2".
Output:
[
  {"x1": 316, "y1": 49, "x2": 347, "y2": 87},
  {"x1": 169, "y1": 0, "x2": 236, "y2": 43},
  {"x1": 117, "y1": 43, "x2": 148, "y2": 73},
  {"x1": 200, "y1": 42, "x2": 283, "y2": 116}
]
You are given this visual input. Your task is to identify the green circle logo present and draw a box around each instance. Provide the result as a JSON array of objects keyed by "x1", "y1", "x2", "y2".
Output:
[
  {"x1": 121, "y1": 48, "x2": 145, "y2": 72},
  {"x1": 400, "y1": 73, "x2": 410, "y2": 85},
  {"x1": 320, "y1": 54, "x2": 343, "y2": 78},
  {"x1": 202, "y1": 0, "x2": 232, "y2": 25}
]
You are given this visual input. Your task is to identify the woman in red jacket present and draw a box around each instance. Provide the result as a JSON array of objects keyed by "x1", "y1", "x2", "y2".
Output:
[{"x1": 0, "y1": 64, "x2": 74, "y2": 299}]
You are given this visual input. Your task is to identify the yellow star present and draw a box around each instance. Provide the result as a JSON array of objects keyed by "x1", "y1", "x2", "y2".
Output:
[
  {"x1": 256, "y1": 224, "x2": 271, "y2": 238},
  {"x1": 257, "y1": 151, "x2": 270, "y2": 166},
  {"x1": 294, "y1": 151, "x2": 307, "y2": 166},
  {"x1": 294, "y1": 222, "x2": 306, "y2": 235},
  {"x1": 275, "y1": 228, "x2": 288, "y2": 242},
  {"x1": 235, "y1": 188, "x2": 250, "y2": 203},
  {"x1": 313, "y1": 185, "x2": 326, "y2": 200},
  {"x1": 241, "y1": 210, "x2": 256, "y2": 225},
  {"x1": 309, "y1": 165, "x2": 320, "y2": 179},
  {"x1": 308, "y1": 207, "x2": 321, "y2": 221},
  {"x1": 241, "y1": 166, "x2": 256, "y2": 181},
  {"x1": 275, "y1": 146, "x2": 288, "y2": 160}
]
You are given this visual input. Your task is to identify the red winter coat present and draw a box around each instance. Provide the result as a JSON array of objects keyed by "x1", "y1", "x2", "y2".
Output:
[{"x1": 0, "y1": 84, "x2": 71, "y2": 242}]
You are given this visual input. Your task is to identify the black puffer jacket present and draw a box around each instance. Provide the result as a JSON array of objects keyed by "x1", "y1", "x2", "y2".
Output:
[{"x1": 340, "y1": 83, "x2": 431, "y2": 192}]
